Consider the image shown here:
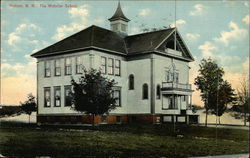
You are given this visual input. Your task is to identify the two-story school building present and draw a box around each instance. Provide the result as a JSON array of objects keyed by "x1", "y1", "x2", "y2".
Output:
[{"x1": 31, "y1": 3, "x2": 199, "y2": 124}]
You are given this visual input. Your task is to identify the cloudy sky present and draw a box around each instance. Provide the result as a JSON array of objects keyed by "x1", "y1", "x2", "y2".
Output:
[{"x1": 1, "y1": 0, "x2": 249, "y2": 105}]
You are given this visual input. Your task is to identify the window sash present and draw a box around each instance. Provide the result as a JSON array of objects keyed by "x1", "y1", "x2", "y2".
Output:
[
  {"x1": 108, "y1": 58, "x2": 114, "y2": 75},
  {"x1": 129, "y1": 75, "x2": 134, "y2": 90},
  {"x1": 54, "y1": 87, "x2": 61, "y2": 107},
  {"x1": 76, "y1": 57, "x2": 82, "y2": 74},
  {"x1": 142, "y1": 84, "x2": 148, "y2": 99},
  {"x1": 156, "y1": 85, "x2": 161, "y2": 99},
  {"x1": 65, "y1": 58, "x2": 72, "y2": 75},
  {"x1": 65, "y1": 66, "x2": 72, "y2": 75},
  {"x1": 101, "y1": 57, "x2": 106, "y2": 74},
  {"x1": 45, "y1": 61, "x2": 51, "y2": 77},
  {"x1": 76, "y1": 65, "x2": 82, "y2": 74},
  {"x1": 44, "y1": 88, "x2": 51, "y2": 107},
  {"x1": 64, "y1": 85, "x2": 72, "y2": 107},
  {"x1": 115, "y1": 59, "x2": 120, "y2": 76},
  {"x1": 66, "y1": 58, "x2": 71, "y2": 65},
  {"x1": 113, "y1": 90, "x2": 121, "y2": 107}
]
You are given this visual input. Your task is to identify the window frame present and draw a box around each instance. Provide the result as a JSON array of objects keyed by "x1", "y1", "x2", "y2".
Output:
[
  {"x1": 101, "y1": 56, "x2": 107, "y2": 74},
  {"x1": 115, "y1": 59, "x2": 121, "y2": 76},
  {"x1": 121, "y1": 24, "x2": 126, "y2": 32},
  {"x1": 44, "y1": 61, "x2": 51, "y2": 77},
  {"x1": 142, "y1": 83, "x2": 149, "y2": 100},
  {"x1": 64, "y1": 85, "x2": 72, "y2": 107},
  {"x1": 54, "y1": 86, "x2": 61, "y2": 107},
  {"x1": 44, "y1": 87, "x2": 51, "y2": 107},
  {"x1": 112, "y1": 87, "x2": 121, "y2": 107},
  {"x1": 156, "y1": 84, "x2": 161, "y2": 99},
  {"x1": 128, "y1": 74, "x2": 134, "y2": 90},
  {"x1": 108, "y1": 58, "x2": 114, "y2": 75},
  {"x1": 65, "y1": 57, "x2": 72, "y2": 75},
  {"x1": 54, "y1": 59, "x2": 61, "y2": 76},
  {"x1": 76, "y1": 56, "x2": 83, "y2": 74}
]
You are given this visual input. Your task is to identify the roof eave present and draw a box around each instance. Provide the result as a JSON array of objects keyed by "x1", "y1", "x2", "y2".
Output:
[{"x1": 31, "y1": 46, "x2": 127, "y2": 58}]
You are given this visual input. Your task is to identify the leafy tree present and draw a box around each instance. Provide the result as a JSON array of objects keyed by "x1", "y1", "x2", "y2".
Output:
[
  {"x1": 194, "y1": 58, "x2": 224, "y2": 126},
  {"x1": 20, "y1": 94, "x2": 37, "y2": 123},
  {"x1": 210, "y1": 81, "x2": 236, "y2": 124},
  {"x1": 71, "y1": 69, "x2": 117, "y2": 125}
]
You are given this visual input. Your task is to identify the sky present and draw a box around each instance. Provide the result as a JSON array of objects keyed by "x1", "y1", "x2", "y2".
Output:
[{"x1": 1, "y1": 0, "x2": 249, "y2": 106}]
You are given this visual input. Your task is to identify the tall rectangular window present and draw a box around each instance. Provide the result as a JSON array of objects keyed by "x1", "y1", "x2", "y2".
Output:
[
  {"x1": 175, "y1": 72, "x2": 179, "y2": 83},
  {"x1": 45, "y1": 61, "x2": 51, "y2": 77},
  {"x1": 108, "y1": 58, "x2": 114, "y2": 75},
  {"x1": 54, "y1": 86, "x2": 61, "y2": 107},
  {"x1": 65, "y1": 57, "x2": 72, "y2": 75},
  {"x1": 76, "y1": 56, "x2": 83, "y2": 74},
  {"x1": 113, "y1": 90, "x2": 121, "y2": 107},
  {"x1": 64, "y1": 85, "x2": 72, "y2": 107},
  {"x1": 101, "y1": 57, "x2": 106, "y2": 74},
  {"x1": 55, "y1": 59, "x2": 61, "y2": 76},
  {"x1": 44, "y1": 87, "x2": 51, "y2": 107},
  {"x1": 115, "y1": 59, "x2": 120, "y2": 76}
]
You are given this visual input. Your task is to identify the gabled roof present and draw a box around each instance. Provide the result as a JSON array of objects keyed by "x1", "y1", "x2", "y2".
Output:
[
  {"x1": 31, "y1": 25, "x2": 194, "y2": 61},
  {"x1": 31, "y1": 25, "x2": 127, "y2": 57},
  {"x1": 125, "y1": 28, "x2": 175, "y2": 55},
  {"x1": 108, "y1": 2, "x2": 130, "y2": 22}
]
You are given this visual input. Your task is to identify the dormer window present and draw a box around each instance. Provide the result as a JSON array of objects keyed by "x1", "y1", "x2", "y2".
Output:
[
  {"x1": 166, "y1": 40, "x2": 175, "y2": 50},
  {"x1": 165, "y1": 40, "x2": 182, "y2": 56}
]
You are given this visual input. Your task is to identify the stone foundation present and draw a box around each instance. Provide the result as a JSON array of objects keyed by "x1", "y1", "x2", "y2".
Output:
[{"x1": 37, "y1": 114, "x2": 199, "y2": 125}]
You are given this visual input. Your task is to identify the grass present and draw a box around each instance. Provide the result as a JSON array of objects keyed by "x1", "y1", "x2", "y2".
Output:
[{"x1": 0, "y1": 122, "x2": 249, "y2": 158}]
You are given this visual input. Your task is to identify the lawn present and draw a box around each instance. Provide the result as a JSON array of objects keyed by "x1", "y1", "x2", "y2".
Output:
[{"x1": 0, "y1": 122, "x2": 249, "y2": 158}]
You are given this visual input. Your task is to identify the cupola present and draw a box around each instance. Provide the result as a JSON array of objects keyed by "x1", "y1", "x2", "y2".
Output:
[{"x1": 109, "y1": 2, "x2": 130, "y2": 35}]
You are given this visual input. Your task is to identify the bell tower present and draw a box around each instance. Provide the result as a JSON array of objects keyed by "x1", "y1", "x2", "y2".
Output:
[{"x1": 108, "y1": 2, "x2": 130, "y2": 35}]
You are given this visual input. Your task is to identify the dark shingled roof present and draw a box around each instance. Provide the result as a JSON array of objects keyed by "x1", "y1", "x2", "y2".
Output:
[
  {"x1": 125, "y1": 28, "x2": 174, "y2": 55},
  {"x1": 108, "y1": 2, "x2": 130, "y2": 22},
  {"x1": 31, "y1": 25, "x2": 193, "y2": 61},
  {"x1": 32, "y1": 25, "x2": 127, "y2": 57}
]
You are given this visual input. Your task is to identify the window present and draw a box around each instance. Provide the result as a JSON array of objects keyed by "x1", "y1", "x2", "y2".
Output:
[
  {"x1": 55, "y1": 59, "x2": 61, "y2": 76},
  {"x1": 101, "y1": 57, "x2": 106, "y2": 74},
  {"x1": 166, "y1": 40, "x2": 175, "y2": 49},
  {"x1": 65, "y1": 57, "x2": 72, "y2": 75},
  {"x1": 121, "y1": 24, "x2": 126, "y2": 31},
  {"x1": 156, "y1": 85, "x2": 161, "y2": 99},
  {"x1": 166, "y1": 70, "x2": 179, "y2": 83},
  {"x1": 64, "y1": 85, "x2": 72, "y2": 107},
  {"x1": 142, "y1": 83, "x2": 148, "y2": 99},
  {"x1": 128, "y1": 74, "x2": 134, "y2": 90},
  {"x1": 113, "y1": 90, "x2": 121, "y2": 107},
  {"x1": 45, "y1": 61, "x2": 51, "y2": 77},
  {"x1": 111, "y1": 24, "x2": 118, "y2": 31},
  {"x1": 166, "y1": 70, "x2": 173, "y2": 82},
  {"x1": 168, "y1": 96, "x2": 178, "y2": 109},
  {"x1": 175, "y1": 72, "x2": 179, "y2": 83},
  {"x1": 168, "y1": 96, "x2": 174, "y2": 109},
  {"x1": 44, "y1": 87, "x2": 51, "y2": 107},
  {"x1": 108, "y1": 58, "x2": 114, "y2": 75},
  {"x1": 115, "y1": 59, "x2": 120, "y2": 76},
  {"x1": 76, "y1": 56, "x2": 83, "y2": 74},
  {"x1": 54, "y1": 86, "x2": 61, "y2": 107}
]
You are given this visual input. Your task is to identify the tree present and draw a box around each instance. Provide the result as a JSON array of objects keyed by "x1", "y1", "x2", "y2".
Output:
[
  {"x1": 20, "y1": 94, "x2": 37, "y2": 123},
  {"x1": 194, "y1": 58, "x2": 224, "y2": 126},
  {"x1": 71, "y1": 69, "x2": 117, "y2": 125},
  {"x1": 232, "y1": 75, "x2": 250, "y2": 126},
  {"x1": 210, "y1": 81, "x2": 236, "y2": 124}
]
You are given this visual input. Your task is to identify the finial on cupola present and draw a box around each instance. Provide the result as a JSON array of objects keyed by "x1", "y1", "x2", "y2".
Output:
[{"x1": 109, "y1": 2, "x2": 130, "y2": 35}]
